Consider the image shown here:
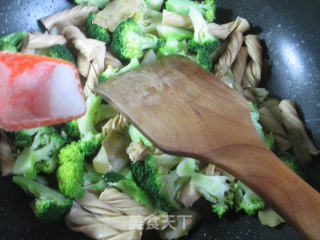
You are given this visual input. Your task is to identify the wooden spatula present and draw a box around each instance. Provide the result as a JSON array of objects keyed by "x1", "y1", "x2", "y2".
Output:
[{"x1": 95, "y1": 55, "x2": 320, "y2": 240}]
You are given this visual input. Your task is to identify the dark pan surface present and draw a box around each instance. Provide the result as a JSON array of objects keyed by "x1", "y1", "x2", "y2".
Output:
[{"x1": 1, "y1": 0, "x2": 320, "y2": 239}]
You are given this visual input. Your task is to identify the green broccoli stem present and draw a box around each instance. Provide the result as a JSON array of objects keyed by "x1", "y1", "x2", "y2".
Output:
[
  {"x1": 13, "y1": 148, "x2": 39, "y2": 178},
  {"x1": 134, "y1": 5, "x2": 162, "y2": 33},
  {"x1": 0, "y1": 31, "x2": 28, "y2": 52},
  {"x1": 13, "y1": 176, "x2": 72, "y2": 223},
  {"x1": 118, "y1": 57, "x2": 140, "y2": 74},
  {"x1": 146, "y1": 9, "x2": 163, "y2": 20},
  {"x1": 114, "y1": 179, "x2": 154, "y2": 208},
  {"x1": 84, "y1": 163, "x2": 107, "y2": 191},
  {"x1": 1, "y1": 43, "x2": 18, "y2": 52},
  {"x1": 98, "y1": 57, "x2": 140, "y2": 83},
  {"x1": 77, "y1": 94, "x2": 104, "y2": 157},
  {"x1": 129, "y1": 124, "x2": 154, "y2": 149},
  {"x1": 84, "y1": 163, "x2": 103, "y2": 183},
  {"x1": 129, "y1": 31, "x2": 160, "y2": 51},
  {"x1": 146, "y1": 0, "x2": 164, "y2": 11},
  {"x1": 165, "y1": 0, "x2": 216, "y2": 22},
  {"x1": 249, "y1": 102, "x2": 276, "y2": 150},
  {"x1": 189, "y1": 7, "x2": 211, "y2": 44},
  {"x1": 157, "y1": 38, "x2": 188, "y2": 57},
  {"x1": 103, "y1": 171, "x2": 154, "y2": 210},
  {"x1": 156, "y1": 25, "x2": 193, "y2": 41},
  {"x1": 98, "y1": 65, "x2": 118, "y2": 83},
  {"x1": 79, "y1": 94, "x2": 102, "y2": 135},
  {"x1": 97, "y1": 104, "x2": 118, "y2": 122},
  {"x1": 13, "y1": 176, "x2": 67, "y2": 202},
  {"x1": 74, "y1": 0, "x2": 110, "y2": 9},
  {"x1": 140, "y1": 34, "x2": 160, "y2": 50},
  {"x1": 166, "y1": 0, "x2": 194, "y2": 15}
]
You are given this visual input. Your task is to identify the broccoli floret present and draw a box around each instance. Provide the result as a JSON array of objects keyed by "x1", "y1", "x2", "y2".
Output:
[
  {"x1": 98, "y1": 57, "x2": 140, "y2": 83},
  {"x1": 264, "y1": 132, "x2": 275, "y2": 150},
  {"x1": 192, "y1": 173, "x2": 234, "y2": 217},
  {"x1": 249, "y1": 102, "x2": 264, "y2": 140},
  {"x1": 234, "y1": 181, "x2": 265, "y2": 215},
  {"x1": 157, "y1": 38, "x2": 188, "y2": 57},
  {"x1": 156, "y1": 25, "x2": 193, "y2": 41},
  {"x1": 175, "y1": 157, "x2": 199, "y2": 177},
  {"x1": 85, "y1": 12, "x2": 110, "y2": 44},
  {"x1": 79, "y1": 94, "x2": 103, "y2": 157},
  {"x1": 212, "y1": 190, "x2": 234, "y2": 218},
  {"x1": 81, "y1": 133, "x2": 102, "y2": 159},
  {"x1": 0, "y1": 31, "x2": 28, "y2": 52},
  {"x1": 98, "y1": 65, "x2": 118, "y2": 83},
  {"x1": 145, "y1": 0, "x2": 164, "y2": 11},
  {"x1": 194, "y1": 49, "x2": 212, "y2": 71},
  {"x1": 103, "y1": 170, "x2": 154, "y2": 209},
  {"x1": 63, "y1": 119, "x2": 80, "y2": 141},
  {"x1": 84, "y1": 163, "x2": 107, "y2": 191},
  {"x1": 131, "y1": 154, "x2": 184, "y2": 212},
  {"x1": 188, "y1": 8, "x2": 220, "y2": 54},
  {"x1": 166, "y1": 0, "x2": 216, "y2": 22},
  {"x1": 278, "y1": 152, "x2": 305, "y2": 178},
  {"x1": 62, "y1": 94, "x2": 105, "y2": 157},
  {"x1": 128, "y1": 124, "x2": 154, "y2": 149},
  {"x1": 96, "y1": 104, "x2": 119, "y2": 123},
  {"x1": 176, "y1": 157, "x2": 234, "y2": 218},
  {"x1": 103, "y1": 171, "x2": 126, "y2": 182},
  {"x1": 48, "y1": 44, "x2": 76, "y2": 65},
  {"x1": 57, "y1": 142, "x2": 85, "y2": 199},
  {"x1": 13, "y1": 127, "x2": 65, "y2": 179},
  {"x1": 13, "y1": 176, "x2": 72, "y2": 223},
  {"x1": 74, "y1": 0, "x2": 110, "y2": 9},
  {"x1": 111, "y1": 18, "x2": 162, "y2": 62},
  {"x1": 186, "y1": 8, "x2": 219, "y2": 71},
  {"x1": 133, "y1": 1, "x2": 163, "y2": 33},
  {"x1": 249, "y1": 102, "x2": 275, "y2": 149},
  {"x1": 118, "y1": 57, "x2": 140, "y2": 74},
  {"x1": 13, "y1": 128, "x2": 40, "y2": 150}
]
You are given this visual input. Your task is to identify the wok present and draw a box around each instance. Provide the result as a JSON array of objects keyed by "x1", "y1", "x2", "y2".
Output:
[{"x1": 1, "y1": 0, "x2": 320, "y2": 239}]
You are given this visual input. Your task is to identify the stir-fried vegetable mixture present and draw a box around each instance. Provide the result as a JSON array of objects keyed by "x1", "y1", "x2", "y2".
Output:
[{"x1": 1, "y1": 0, "x2": 319, "y2": 239}]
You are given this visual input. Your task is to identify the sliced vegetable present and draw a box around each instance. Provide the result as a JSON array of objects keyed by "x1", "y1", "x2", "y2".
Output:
[
  {"x1": 93, "y1": 0, "x2": 142, "y2": 32},
  {"x1": 258, "y1": 207, "x2": 285, "y2": 227},
  {"x1": 93, "y1": 129, "x2": 131, "y2": 173}
]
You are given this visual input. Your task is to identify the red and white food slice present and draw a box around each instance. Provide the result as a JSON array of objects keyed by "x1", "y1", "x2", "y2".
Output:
[{"x1": 0, "y1": 51, "x2": 86, "y2": 131}]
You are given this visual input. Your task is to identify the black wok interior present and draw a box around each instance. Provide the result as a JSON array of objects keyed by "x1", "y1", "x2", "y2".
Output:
[{"x1": 1, "y1": 0, "x2": 320, "y2": 239}]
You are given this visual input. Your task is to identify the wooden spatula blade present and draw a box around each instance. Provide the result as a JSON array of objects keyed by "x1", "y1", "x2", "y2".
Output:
[
  {"x1": 95, "y1": 55, "x2": 320, "y2": 240},
  {"x1": 95, "y1": 55, "x2": 264, "y2": 156}
]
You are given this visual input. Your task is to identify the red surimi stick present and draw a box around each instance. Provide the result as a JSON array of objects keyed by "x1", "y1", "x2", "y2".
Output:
[{"x1": 0, "y1": 51, "x2": 86, "y2": 131}]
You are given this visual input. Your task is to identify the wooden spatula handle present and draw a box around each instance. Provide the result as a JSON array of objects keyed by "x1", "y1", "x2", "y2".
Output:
[{"x1": 202, "y1": 146, "x2": 320, "y2": 240}]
